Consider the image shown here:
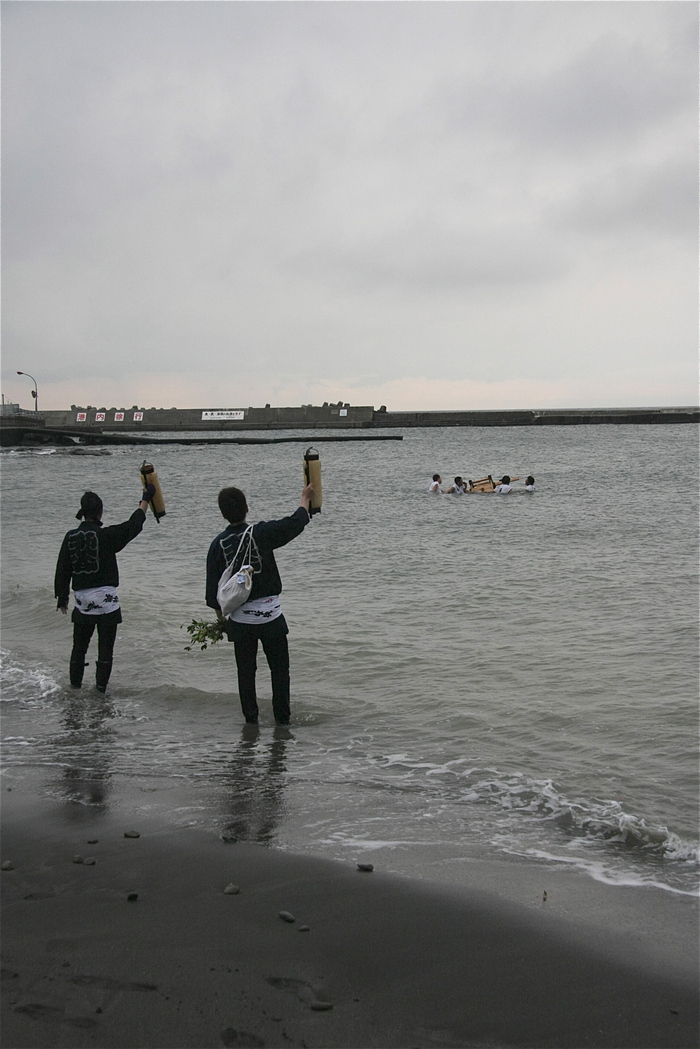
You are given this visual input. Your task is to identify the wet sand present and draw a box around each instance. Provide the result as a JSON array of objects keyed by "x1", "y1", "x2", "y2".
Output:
[{"x1": 1, "y1": 788, "x2": 698, "y2": 1049}]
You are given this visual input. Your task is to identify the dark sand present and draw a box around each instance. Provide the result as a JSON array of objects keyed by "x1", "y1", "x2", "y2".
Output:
[{"x1": 1, "y1": 787, "x2": 698, "y2": 1049}]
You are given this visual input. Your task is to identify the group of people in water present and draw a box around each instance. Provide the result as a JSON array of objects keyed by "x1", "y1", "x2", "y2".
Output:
[
  {"x1": 54, "y1": 465, "x2": 536, "y2": 716},
  {"x1": 429, "y1": 474, "x2": 535, "y2": 493}
]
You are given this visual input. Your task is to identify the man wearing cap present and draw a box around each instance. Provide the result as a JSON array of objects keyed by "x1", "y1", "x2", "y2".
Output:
[{"x1": 54, "y1": 483, "x2": 155, "y2": 692}]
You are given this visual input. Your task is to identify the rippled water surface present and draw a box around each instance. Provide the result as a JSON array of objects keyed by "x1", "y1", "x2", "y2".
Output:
[{"x1": 2, "y1": 425, "x2": 698, "y2": 894}]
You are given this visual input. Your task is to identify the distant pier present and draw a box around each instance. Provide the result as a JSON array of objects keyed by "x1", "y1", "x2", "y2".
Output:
[{"x1": 0, "y1": 403, "x2": 697, "y2": 447}]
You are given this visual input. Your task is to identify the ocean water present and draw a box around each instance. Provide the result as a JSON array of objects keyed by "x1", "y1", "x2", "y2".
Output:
[{"x1": 1, "y1": 425, "x2": 698, "y2": 896}]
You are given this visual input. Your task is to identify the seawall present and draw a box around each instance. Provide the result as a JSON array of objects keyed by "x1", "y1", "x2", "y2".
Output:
[
  {"x1": 36, "y1": 404, "x2": 700, "y2": 431},
  {"x1": 373, "y1": 406, "x2": 699, "y2": 427},
  {"x1": 1, "y1": 404, "x2": 697, "y2": 446}
]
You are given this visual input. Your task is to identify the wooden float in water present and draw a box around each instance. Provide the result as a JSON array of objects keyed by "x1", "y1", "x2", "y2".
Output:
[{"x1": 468, "y1": 475, "x2": 520, "y2": 492}]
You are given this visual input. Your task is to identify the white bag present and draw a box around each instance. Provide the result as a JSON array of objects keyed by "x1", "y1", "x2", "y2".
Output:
[{"x1": 217, "y1": 526, "x2": 255, "y2": 618}]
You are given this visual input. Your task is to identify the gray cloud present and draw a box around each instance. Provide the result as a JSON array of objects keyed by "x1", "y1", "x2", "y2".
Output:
[
  {"x1": 2, "y1": 1, "x2": 697, "y2": 410},
  {"x1": 555, "y1": 155, "x2": 698, "y2": 241},
  {"x1": 289, "y1": 219, "x2": 571, "y2": 293}
]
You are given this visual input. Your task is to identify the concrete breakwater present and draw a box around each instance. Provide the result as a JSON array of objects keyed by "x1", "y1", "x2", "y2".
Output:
[
  {"x1": 1, "y1": 403, "x2": 697, "y2": 446},
  {"x1": 34, "y1": 403, "x2": 700, "y2": 430}
]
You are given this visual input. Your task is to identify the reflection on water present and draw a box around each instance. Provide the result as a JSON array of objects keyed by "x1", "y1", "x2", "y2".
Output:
[
  {"x1": 219, "y1": 724, "x2": 292, "y2": 844},
  {"x1": 45, "y1": 692, "x2": 117, "y2": 817}
]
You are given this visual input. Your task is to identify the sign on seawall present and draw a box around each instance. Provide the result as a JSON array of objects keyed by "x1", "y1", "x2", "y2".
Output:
[{"x1": 201, "y1": 410, "x2": 245, "y2": 421}]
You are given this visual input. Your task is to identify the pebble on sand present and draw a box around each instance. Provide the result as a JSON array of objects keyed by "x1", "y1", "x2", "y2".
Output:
[
  {"x1": 1, "y1": 861, "x2": 14, "y2": 871},
  {"x1": 279, "y1": 911, "x2": 296, "y2": 923},
  {"x1": 310, "y1": 1001, "x2": 333, "y2": 1011},
  {"x1": 73, "y1": 855, "x2": 84, "y2": 864},
  {"x1": 223, "y1": 883, "x2": 240, "y2": 895},
  {"x1": 83, "y1": 857, "x2": 96, "y2": 865},
  {"x1": 127, "y1": 892, "x2": 139, "y2": 902},
  {"x1": 298, "y1": 925, "x2": 310, "y2": 932},
  {"x1": 124, "y1": 830, "x2": 141, "y2": 838},
  {"x1": 357, "y1": 863, "x2": 374, "y2": 872}
]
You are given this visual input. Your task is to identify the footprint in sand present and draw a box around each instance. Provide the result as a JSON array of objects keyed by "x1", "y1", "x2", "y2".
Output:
[
  {"x1": 220, "y1": 1029, "x2": 265, "y2": 1048},
  {"x1": 266, "y1": 975, "x2": 314, "y2": 1002},
  {"x1": 266, "y1": 976, "x2": 332, "y2": 1011},
  {"x1": 13, "y1": 1002, "x2": 98, "y2": 1028}
]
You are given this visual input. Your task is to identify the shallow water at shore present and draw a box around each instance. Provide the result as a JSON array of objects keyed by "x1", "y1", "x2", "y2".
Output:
[{"x1": 1, "y1": 424, "x2": 698, "y2": 896}]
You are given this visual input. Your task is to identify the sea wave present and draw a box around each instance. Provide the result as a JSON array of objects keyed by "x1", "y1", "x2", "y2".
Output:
[
  {"x1": 514, "y1": 847, "x2": 700, "y2": 897},
  {"x1": 373, "y1": 755, "x2": 699, "y2": 869},
  {"x1": 0, "y1": 651, "x2": 62, "y2": 703},
  {"x1": 0, "y1": 447, "x2": 57, "y2": 455}
]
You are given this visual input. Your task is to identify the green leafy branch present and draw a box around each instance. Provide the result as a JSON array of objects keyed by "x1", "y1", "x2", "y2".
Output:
[{"x1": 182, "y1": 618, "x2": 226, "y2": 651}]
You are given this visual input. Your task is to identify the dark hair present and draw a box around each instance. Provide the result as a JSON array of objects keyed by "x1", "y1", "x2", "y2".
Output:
[
  {"x1": 218, "y1": 487, "x2": 248, "y2": 524},
  {"x1": 500, "y1": 476, "x2": 511, "y2": 485},
  {"x1": 526, "y1": 475, "x2": 535, "y2": 485},
  {"x1": 432, "y1": 474, "x2": 441, "y2": 482},
  {"x1": 454, "y1": 476, "x2": 463, "y2": 485},
  {"x1": 76, "y1": 491, "x2": 103, "y2": 521}
]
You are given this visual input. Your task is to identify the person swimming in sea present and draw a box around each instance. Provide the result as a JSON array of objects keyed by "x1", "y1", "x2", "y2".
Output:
[
  {"x1": 525, "y1": 475, "x2": 535, "y2": 491},
  {"x1": 428, "y1": 474, "x2": 443, "y2": 493},
  {"x1": 445, "y1": 476, "x2": 467, "y2": 494}
]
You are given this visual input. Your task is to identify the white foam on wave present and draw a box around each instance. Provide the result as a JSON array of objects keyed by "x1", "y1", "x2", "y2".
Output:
[
  {"x1": 315, "y1": 833, "x2": 418, "y2": 851},
  {"x1": 517, "y1": 847, "x2": 700, "y2": 897},
  {"x1": 370, "y1": 753, "x2": 699, "y2": 870},
  {"x1": 0, "y1": 651, "x2": 61, "y2": 703},
  {"x1": 0, "y1": 447, "x2": 56, "y2": 456}
]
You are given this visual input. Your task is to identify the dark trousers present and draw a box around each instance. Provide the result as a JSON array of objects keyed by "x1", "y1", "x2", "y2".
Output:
[
  {"x1": 227, "y1": 616, "x2": 290, "y2": 723},
  {"x1": 70, "y1": 608, "x2": 121, "y2": 689}
]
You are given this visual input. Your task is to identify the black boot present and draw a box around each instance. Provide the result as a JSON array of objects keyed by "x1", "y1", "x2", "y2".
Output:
[
  {"x1": 95, "y1": 659, "x2": 112, "y2": 693},
  {"x1": 70, "y1": 660, "x2": 88, "y2": 688}
]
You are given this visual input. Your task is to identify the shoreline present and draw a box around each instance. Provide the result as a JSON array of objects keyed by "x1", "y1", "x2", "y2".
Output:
[{"x1": 2, "y1": 786, "x2": 698, "y2": 1048}]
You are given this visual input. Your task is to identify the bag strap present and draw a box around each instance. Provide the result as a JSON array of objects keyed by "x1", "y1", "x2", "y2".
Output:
[
  {"x1": 242, "y1": 525, "x2": 254, "y2": 564},
  {"x1": 230, "y1": 524, "x2": 254, "y2": 567}
]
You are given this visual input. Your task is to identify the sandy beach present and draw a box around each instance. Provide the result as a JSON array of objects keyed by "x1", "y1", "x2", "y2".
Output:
[{"x1": 1, "y1": 783, "x2": 697, "y2": 1049}]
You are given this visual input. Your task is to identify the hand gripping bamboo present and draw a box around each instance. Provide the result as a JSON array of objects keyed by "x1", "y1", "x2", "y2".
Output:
[{"x1": 139, "y1": 461, "x2": 166, "y2": 521}]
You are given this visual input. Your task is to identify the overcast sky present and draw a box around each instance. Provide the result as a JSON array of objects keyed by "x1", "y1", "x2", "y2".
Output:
[{"x1": 2, "y1": 1, "x2": 697, "y2": 412}]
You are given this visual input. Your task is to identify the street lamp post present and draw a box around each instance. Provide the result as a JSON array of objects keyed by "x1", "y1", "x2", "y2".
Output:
[{"x1": 16, "y1": 371, "x2": 38, "y2": 411}]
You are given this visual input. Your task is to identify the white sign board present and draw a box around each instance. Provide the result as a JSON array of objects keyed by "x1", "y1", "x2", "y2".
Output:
[
  {"x1": 339, "y1": 409, "x2": 348, "y2": 416},
  {"x1": 133, "y1": 412, "x2": 144, "y2": 421},
  {"x1": 76, "y1": 413, "x2": 87, "y2": 422},
  {"x1": 114, "y1": 412, "x2": 125, "y2": 422},
  {"x1": 202, "y1": 410, "x2": 245, "y2": 421},
  {"x1": 95, "y1": 412, "x2": 106, "y2": 422}
]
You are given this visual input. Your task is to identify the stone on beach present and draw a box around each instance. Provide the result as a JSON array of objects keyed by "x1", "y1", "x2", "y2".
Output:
[
  {"x1": 357, "y1": 863, "x2": 374, "y2": 872},
  {"x1": 1, "y1": 860, "x2": 14, "y2": 871},
  {"x1": 223, "y1": 883, "x2": 240, "y2": 894},
  {"x1": 124, "y1": 830, "x2": 140, "y2": 838},
  {"x1": 278, "y1": 911, "x2": 295, "y2": 923}
]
